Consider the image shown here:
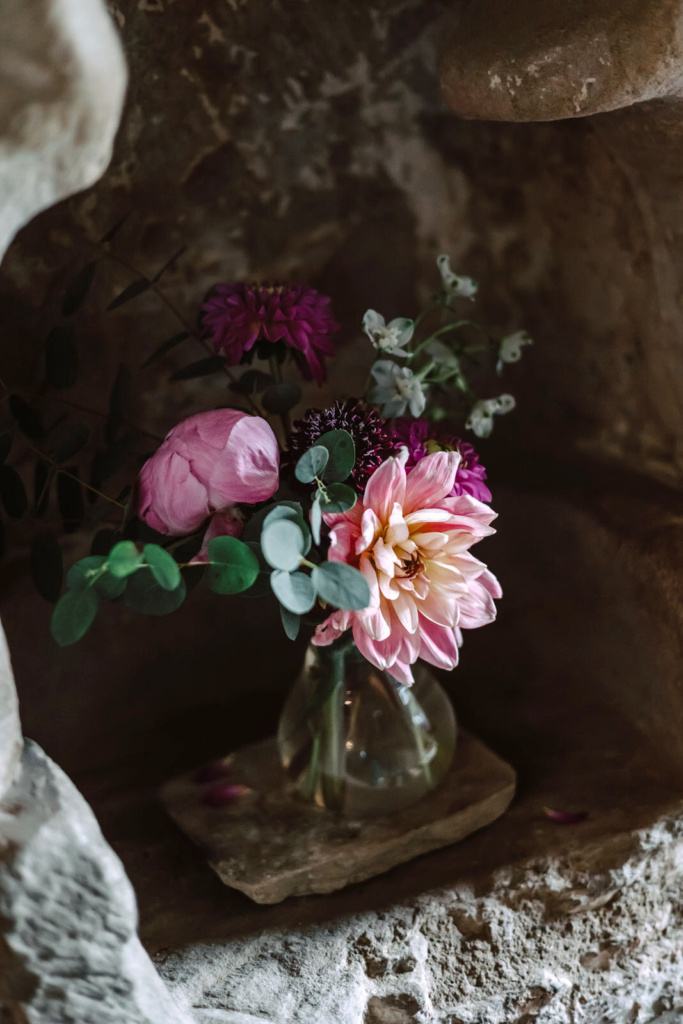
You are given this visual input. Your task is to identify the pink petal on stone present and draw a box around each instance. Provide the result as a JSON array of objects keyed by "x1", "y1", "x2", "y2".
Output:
[{"x1": 543, "y1": 807, "x2": 588, "y2": 825}]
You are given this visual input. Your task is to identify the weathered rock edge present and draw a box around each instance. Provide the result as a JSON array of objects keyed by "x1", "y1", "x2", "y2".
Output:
[
  {"x1": 0, "y1": 0, "x2": 127, "y2": 259},
  {"x1": 0, "y1": 740, "x2": 196, "y2": 1024}
]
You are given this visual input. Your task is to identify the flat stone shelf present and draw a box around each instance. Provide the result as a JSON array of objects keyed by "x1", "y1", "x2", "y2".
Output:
[{"x1": 160, "y1": 732, "x2": 516, "y2": 904}]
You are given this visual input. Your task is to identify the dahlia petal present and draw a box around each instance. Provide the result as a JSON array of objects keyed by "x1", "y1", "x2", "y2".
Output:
[
  {"x1": 403, "y1": 451, "x2": 460, "y2": 513},
  {"x1": 439, "y1": 493, "x2": 498, "y2": 527},
  {"x1": 418, "y1": 591, "x2": 459, "y2": 628},
  {"x1": 418, "y1": 618, "x2": 460, "y2": 671},
  {"x1": 356, "y1": 508, "x2": 382, "y2": 555},
  {"x1": 392, "y1": 590, "x2": 419, "y2": 634},
  {"x1": 386, "y1": 659, "x2": 415, "y2": 686},
  {"x1": 364, "y1": 457, "x2": 406, "y2": 521}
]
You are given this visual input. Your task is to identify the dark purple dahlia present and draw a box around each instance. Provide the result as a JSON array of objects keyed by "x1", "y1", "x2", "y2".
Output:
[
  {"x1": 392, "y1": 417, "x2": 492, "y2": 503},
  {"x1": 200, "y1": 282, "x2": 339, "y2": 385},
  {"x1": 285, "y1": 400, "x2": 402, "y2": 491}
]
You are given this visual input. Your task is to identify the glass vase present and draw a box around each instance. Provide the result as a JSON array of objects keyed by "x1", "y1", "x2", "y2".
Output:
[{"x1": 277, "y1": 639, "x2": 457, "y2": 818}]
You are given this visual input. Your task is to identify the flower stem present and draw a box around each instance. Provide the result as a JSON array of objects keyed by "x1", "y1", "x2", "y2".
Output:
[{"x1": 268, "y1": 354, "x2": 291, "y2": 438}]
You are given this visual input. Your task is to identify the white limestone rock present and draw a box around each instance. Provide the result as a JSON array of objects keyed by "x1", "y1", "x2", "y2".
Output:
[
  {"x1": 0, "y1": 740, "x2": 195, "y2": 1024},
  {"x1": 158, "y1": 814, "x2": 683, "y2": 1024},
  {"x1": 0, "y1": 0, "x2": 127, "y2": 260},
  {"x1": 0, "y1": 619, "x2": 21, "y2": 800}
]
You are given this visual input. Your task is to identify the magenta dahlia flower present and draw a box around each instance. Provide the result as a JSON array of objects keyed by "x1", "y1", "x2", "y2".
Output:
[
  {"x1": 200, "y1": 282, "x2": 339, "y2": 385},
  {"x1": 392, "y1": 418, "x2": 492, "y2": 503},
  {"x1": 313, "y1": 452, "x2": 501, "y2": 684},
  {"x1": 284, "y1": 400, "x2": 402, "y2": 491}
]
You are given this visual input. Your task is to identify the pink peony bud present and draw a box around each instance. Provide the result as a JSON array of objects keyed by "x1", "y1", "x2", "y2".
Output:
[{"x1": 137, "y1": 410, "x2": 279, "y2": 535}]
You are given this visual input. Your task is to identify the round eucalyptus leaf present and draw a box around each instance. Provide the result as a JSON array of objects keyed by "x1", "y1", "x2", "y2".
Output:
[
  {"x1": 295, "y1": 445, "x2": 329, "y2": 484},
  {"x1": 124, "y1": 571, "x2": 186, "y2": 615},
  {"x1": 206, "y1": 536, "x2": 259, "y2": 594},
  {"x1": 311, "y1": 561, "x2": 370, "y2": 611},
  {"x1": 280, "y1": 605, "x2": 301, "y2": 641},
  {"x1": 316, "y1": 429, "x2": 356, "y2": 483},
  {"x1": 261, "y1": 518, "x2": 305, "y2": 572},
  {"x1": 67, "y1": 555, "x2": 126, "y2": 599},
  {"x1": 108, "y1": 540, "x2": 143, "y2": 578},
  {"x1": 51, "y1": 589, "x2": 98, "y2": 647},
  {"x1": 310, "y1": 495, "x2": 323, "y2": 545},
  {"x1": 271, "y1": 569, "x2": 317, "y2": 614},
  {"x1": 320, "y1": 482, "x2": 357, "y2": 515},
  {"x1": 143, "y1": 543, "x2": 181, "y2": 591}
]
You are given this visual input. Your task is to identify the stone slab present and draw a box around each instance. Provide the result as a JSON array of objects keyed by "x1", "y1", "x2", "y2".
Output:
[{"x1": 161, "y1": 731, "x2": 516, "y2": 904}]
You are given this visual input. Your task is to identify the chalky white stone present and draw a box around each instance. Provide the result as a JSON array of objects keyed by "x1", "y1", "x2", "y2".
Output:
[
  {"x1": 0, "y1": 619, "x2": 21, "y2": 800},
  {"x1": 0, "y1": 741, "x2": 195, "y2": 1024},
  {"x1": 0, "y1": 0, "x2": 127, "y2": 259}
]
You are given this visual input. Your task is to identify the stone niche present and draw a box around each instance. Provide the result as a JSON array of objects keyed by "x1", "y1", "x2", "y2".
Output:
[{"x1": 3, "y1": 1, "x2": 683, "y2": 1022}]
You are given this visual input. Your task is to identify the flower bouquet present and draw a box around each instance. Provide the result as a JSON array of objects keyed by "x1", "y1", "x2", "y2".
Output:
[{"x1": 37, "y1": 250, "x2": 530, "y2": 817}]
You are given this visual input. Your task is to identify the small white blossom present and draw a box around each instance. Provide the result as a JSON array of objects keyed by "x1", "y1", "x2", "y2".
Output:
[
  {"x1": 497, "y1": 329, "x2": 533, "y2": 375},
  {"x1": 362, "y1": 310, "x2": 414, "y2": 358},
  {"x1": 368, "y1": 360, "x2": 427, "y2": 418},
  {"x1": 436, "y1": 254, "x2": 478, "y2": 301},
  {"x1": 466, "y1": 394, "x2": 516, "y2": 438}
]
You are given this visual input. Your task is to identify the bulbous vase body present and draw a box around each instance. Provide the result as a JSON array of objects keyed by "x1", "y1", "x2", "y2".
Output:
[{"x1": 277, "y1": 640, "x2": 457, "y2": 817}]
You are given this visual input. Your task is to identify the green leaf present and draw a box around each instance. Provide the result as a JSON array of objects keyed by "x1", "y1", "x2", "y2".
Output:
[
  {"x1": 143, "y1": 543, "x2": 181, "y2": 591},
  {"x1": 262, "y1": 381, "x2": 302, "y2": 414},
  {"x1": 320, "y1": 482, "x2": 357, "y2": 515},
  {"x1": 57, "y1": 468, "x2": 85, "y2": 533},
  {"x1": 295, "y1": 445, "x2": 329, "y2": 484},
  {"x1": 317, "y1": 429, "x2": 356, "y2": 483},
  {"x1": 280, "y1": 605, "x2": 301, "y2": 641},
  {"x1": 51, "y1": 589, "x2": 98, "y2": 646},
  {"x1": 0, "y1": 466, "x2": 27, "y2": 519},
  {"x1": 262, "y1": 504, "x2": 310, "y2": 554},
  {"x1": 142, "y1": 331, "x2": 189, "y2": 369},
  {"x1": 67, "y1": 556, "x2": 126, "y2": 599},
  {"x1": 0, "y1": 433, "x2": 12, "y2": 462},
  {"x1": 108, "y1": 540, "x2": 143, "y2": 578},
  {"x1": 62, "y1": 260, "x2": 98, "y2": 317},
  {"x1": 52, "y1": 424, "x2": 89, "y2": 464},
  {"x1": 261, "y1": 518, "x2": 305, "y2": 572},
  {"x1": 30, "y1": 533, "x2": 63, "y2": 603},
  {"x1": 45, "y1": 326, "x2": 78, "y2": 389},
  {"x1": 124, "y1": 571, "x2": 186, "y2": 615},
  {"x1": 311, "y1": 494, "x2": 322, "y2": 545},
  {"x1": 271, "y1": 569, "x2": 316, "y2": 615},
  {"x1": 107, "y1": 277, "x2": 150, "y2": 312},
  {"x1": 244, "y1": 501, "x2": 303, "y2": 543},
  {"x1": 169, "y1": 356, "x2": 225, "y2": 381},
  {"x1": 8, "y1": 395, "x2": 43, "y2": 440},
  {"x1": 205, "y1": 536, "x2": 259, "y2": 594},
  {"x1": 229, "y1": 369, "x2": 274, "y2": 395},
  {"x1": 312, "y1": 561, "x2": 370, "y2": 611},
  {"x1": 241, "y1": 542, "x2": 271, "y2": 599}
]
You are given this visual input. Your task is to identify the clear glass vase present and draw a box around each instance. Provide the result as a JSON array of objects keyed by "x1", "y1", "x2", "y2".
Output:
[{"x1": 277, "y1": 639, "x2": 457, "y2": 817}]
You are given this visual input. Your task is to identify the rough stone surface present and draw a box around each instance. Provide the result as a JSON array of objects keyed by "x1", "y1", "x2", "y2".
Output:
[
  {"x1": 0, "y1": 0, "x2": 127, "y2": 260},
  {"x1": 0, "y1": 740, "x2": 194, "y2": 1024},
  {"x1": 152, "y1": 809, "x2": 683, "y2": 1024},
  {"x1": 439, "y1": 0, "x2": 683, "y2": 122},
  {"x1": 161, "y1": 732, "x2": 515, "y2": 903},
  {"x1": 0, "y1": 620, "x2": 21, "y2": 801}
]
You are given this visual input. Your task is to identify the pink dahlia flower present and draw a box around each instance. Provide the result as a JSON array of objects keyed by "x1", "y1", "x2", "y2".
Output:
[
  {"x1": 200, "y1": 282, "x2": 339, "y2": 385},
  {"x1": 392, "y1": 418, "x2": 492, "y2": 504},
  {"x1": 312, "y1": 451, "x2": 501, "y2": 685},
  {"x1": 137, "y1": 409, "x2": 279, "y2": 535}
]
